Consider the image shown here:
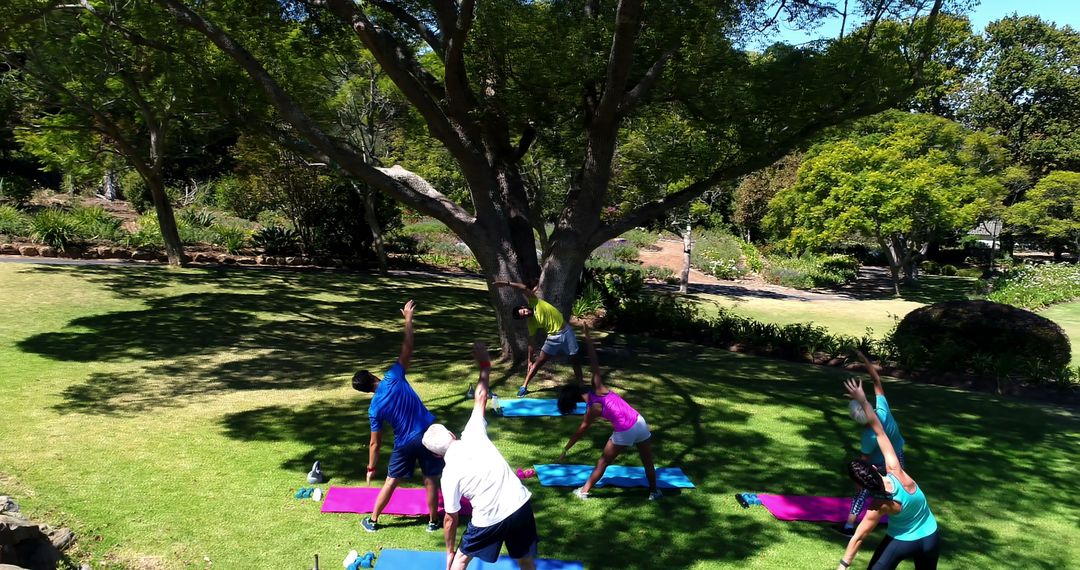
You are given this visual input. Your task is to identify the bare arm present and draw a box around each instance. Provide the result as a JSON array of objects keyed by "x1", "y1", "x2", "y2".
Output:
[
  {"x1": 845, "y1": 378, "x2": 901, "y2": 474},
  {"x1": 366, "y1": 430, "x2": 382, "y2": 485},
  {"x1": 559, "y1": 406, "x2": 600, "y2": 459},
  {"x1": 582, "y1": 325, "x2": 605, "y2": 392},
  {"x1": 856, "y1": 350, "x2": 884, "y2": 396},
  {"x1": 838, "y1": 509, "x2": 882, "y2": 569},
  {"x1": 492, "y1": 280, "x2": 538, "y2": 300},
  {"x1": 443, "y1": 511, "x2": 459, "y2": 569},
  {"x1": 398, "y1": 300, "x2": 416, "y2": 371},
  {"x1": 472, "y1": 342, "x2": 491, "y2": 413}
]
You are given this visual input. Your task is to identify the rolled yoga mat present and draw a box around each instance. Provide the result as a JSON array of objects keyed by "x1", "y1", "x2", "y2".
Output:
[
  {"x1": 321, "y1": 486, "x2": 472, "y2": 516},
  {"x1": 498, "y1": 399, "x2": 586, "y2": 417},
  {"x1": 533, "y1": 464, "x2": 695, "y2": 489},
  {"x1": 375, "y1": 549, "x2": 583, "y2": 569}
]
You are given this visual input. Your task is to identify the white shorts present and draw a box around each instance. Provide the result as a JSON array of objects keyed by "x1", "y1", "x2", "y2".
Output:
[{"x1": 610, "y1": 415, "x2": 652, "y2": 446}]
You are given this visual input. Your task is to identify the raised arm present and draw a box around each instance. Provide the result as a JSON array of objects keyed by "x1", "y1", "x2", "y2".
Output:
[
  {"x1": 844, "y1": 379, "x2": 901, "y2": 474},
  {"x1": 856, "y1": 350, "x2": 884, "y2": 396},
  {"x1": 582, "y1": 325, "x2": 605, "y2": 393},
  {"x1": 492, "y1": 280, "x2": 538, "y2": 300},
  {"x1": 472, "y1": 341, "x2": 491, "y2": 414},
  {"x1": 398, "y1": 300, "x2": 416, "y2": 371}
]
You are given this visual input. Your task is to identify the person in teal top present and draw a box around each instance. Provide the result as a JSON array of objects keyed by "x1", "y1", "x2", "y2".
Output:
[
  {"x1": 838, "y1": 378, "x2": 940, "y2": 570},
  {"x1": 840, "y1": 351, "x2": 907, "y2": 535},
  {"x1": 492, "y1": 280, "x2": 583, "y2": 397}
]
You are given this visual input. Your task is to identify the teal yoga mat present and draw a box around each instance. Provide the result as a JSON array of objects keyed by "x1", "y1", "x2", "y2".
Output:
[
  {"x1": 374, "y1": 549, "x2": 583, "y2": 569},
  {"x1": 499, "y1": 399, "x2": 585, "y2": 417},
  {"x1": 533, "y1": 464, "x2": 695, "y2": 489}
]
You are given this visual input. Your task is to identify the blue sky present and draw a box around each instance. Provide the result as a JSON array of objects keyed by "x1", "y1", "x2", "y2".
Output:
[{"x1": 765, "y1": 0, "x2": 1080, "y2": 46}]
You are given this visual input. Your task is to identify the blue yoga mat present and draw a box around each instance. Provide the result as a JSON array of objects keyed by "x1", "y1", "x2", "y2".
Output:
[
  {"x1": 375, "y1": 549, "x2": 583, "y2": 569},
  {"x1": 499, "y1": 399, "x2": 585, "y2": 417},
  {"x1": 534, "y1": 464, "x2": 695, "y2": 489}
]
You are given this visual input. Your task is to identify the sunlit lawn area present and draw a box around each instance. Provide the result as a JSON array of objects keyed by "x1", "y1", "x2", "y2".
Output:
[
  {"x1": 1039, "y1": 302, "x2": 1080, "y2": 364},
  {"x1": 1, "y1": 263, "x2": 1077, "y2": 569}
]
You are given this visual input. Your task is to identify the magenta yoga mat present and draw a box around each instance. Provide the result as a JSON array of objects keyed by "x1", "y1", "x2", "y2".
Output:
[{"x1": 758, "y1": 494, "x2": 885, "y2": 523}]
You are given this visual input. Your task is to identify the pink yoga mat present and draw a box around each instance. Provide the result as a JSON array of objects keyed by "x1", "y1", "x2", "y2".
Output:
[
  {"x1": 758, "y1": 494, "x2": 885, "y2": 524},
  {"x1": 320, "y1": 486, "x2": 472, "y2": 516}
]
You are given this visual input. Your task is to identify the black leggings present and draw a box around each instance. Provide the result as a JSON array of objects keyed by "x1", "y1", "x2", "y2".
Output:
[{"x1": 867, "y1": 530, "x2": 940, "y2": 570}]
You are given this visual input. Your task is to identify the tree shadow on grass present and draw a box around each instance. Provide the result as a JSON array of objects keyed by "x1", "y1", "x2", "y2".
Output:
[{"x1": 16, "y1": 264, "x2": 493, "y2": 415}]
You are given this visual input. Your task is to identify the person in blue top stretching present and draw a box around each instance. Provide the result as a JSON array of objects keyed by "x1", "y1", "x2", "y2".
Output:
[
  {"x1": 351, "y1": 300, "x2": 444, "y2": 533},
  {"x1": 838, "y1": 350, "x2": 906, "y2": 536},
  {"x1": 838, "y1": 377, "x2": 939, "y2": 570}
]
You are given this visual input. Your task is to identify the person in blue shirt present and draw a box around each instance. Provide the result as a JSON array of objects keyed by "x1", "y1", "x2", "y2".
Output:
[
  {"x1": 838, "y1": 377, "x2": 939, "y2": 570},
  {"x1": 838, "y1": 351, "x2": 906, "y2": 536},
  {"x1": 351, "y1": 300, "x2": 443, "y2": 533}
]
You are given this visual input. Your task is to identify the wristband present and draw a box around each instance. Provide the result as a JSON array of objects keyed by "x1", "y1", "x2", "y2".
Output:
[
  {"x1": 478, "y1": 361, "x2": 490, "y2": 369},
  {"x1": 367, "y1": 466, "x2": 376, "y2": 473},
  {"x1": 839, "y1": 560, "x2": 850, "y2": 568}
]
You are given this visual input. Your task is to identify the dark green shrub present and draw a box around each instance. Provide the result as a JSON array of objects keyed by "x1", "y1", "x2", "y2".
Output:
[
  {"x1": 611, "y1": 293, "x2": 705, "y2": 339},
  {"x1": 120, "y1": 170, "x2": 154, "y2": 214},
  {"x1": 70, "y1": 206, "x2": 124, "y2": 242},
  {"x1": 252, "y1": 226, "x2": 300, "y2": 255},
  {"x1": 0, "y1": 205, "x2": 30, "y2": 237},
  {"x1": 180, "y1": 209, "x2": 217, "y2": 228},
  {"x1": 0, "y1": 177, "x2": 35, "y2": 205},
  {"x1": 940, "y1": 264, "x2": 958, "y2": 276},
  {"x1": 30, "y1": 209, "x2": 80, "y2": 249},
  {"x1": 583, "y1": 262, "x2": 645, "y2": 313},
  {"x1": 956, "y1": 267, "x2": 983, "y2": 278},
  {"x1": 212, "y1": 224, "x2": 249, "y2": 254},
  {"x1": 620, "y1": 229, "x2": 658, "y2": 249},
  {"x1": 891, "y1": 300, "x2": 1071, "y2": 384},
  {"x1": 920, "y1": 260, "x2": 941, "y2": 275},
  {"x1": 572, "y1": 283, "x2": 604, "y2": 317},
  {"x1": 764, "y1": 253, "x2": 858, "y2": 289},
  {"x1": 643, "y1": 265, "x2": 676, "y2": 282}
]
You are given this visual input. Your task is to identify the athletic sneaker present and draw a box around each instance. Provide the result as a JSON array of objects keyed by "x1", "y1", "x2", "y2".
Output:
[
  {"x1": 648, "y1": 490, "x2": 663, "y2": 501},
  {"x1": 517, "y1": 386, "x2": 528, "y2": 397},
  {"x1": 571, "y1": 487, "x2": 588, "y2": 500},
  {"x1": 360, "y1": 517, "x2": 378, "y2": 533},
  {"x1": 427, "y1": 520, "x2": 441, "y2": 532}
]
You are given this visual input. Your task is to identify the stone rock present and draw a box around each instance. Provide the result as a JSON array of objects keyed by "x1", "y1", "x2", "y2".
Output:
[
  {"x1": 17, "y1": 246, "x2": 38, "y2": 257},
  {"x1": 256, "y1": 255, "x2": 277, "y2": 265},
  {"x1": 192, "y1": 252, "x2": 215, "y2": 263},
  {"x1": 131, "y1": 250, "x2": 156, "y2": 261},
  {"x1": 219, "y1": 254, "x2": 236, "y2": 264},
  {"x1": 236, "y1": 257, "x2": 256, "y2": 265},
  {"x1": 37, "y1": 246, "x2": 57, "y2": 257},
  {"x1": 285, "y1": 256, "x2": 301, "y2": 266},
  {"x1": 0, "y1": 243, "x2": 18, "y2": 255}
]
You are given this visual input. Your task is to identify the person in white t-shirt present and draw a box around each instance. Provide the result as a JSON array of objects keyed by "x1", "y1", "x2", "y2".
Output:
[{"x1": 422, "y1": 342, "x2": 538, "y2": 570}]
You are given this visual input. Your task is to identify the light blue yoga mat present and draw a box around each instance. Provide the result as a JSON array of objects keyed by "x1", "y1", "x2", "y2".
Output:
[
  {"x1": 375, "y1": 549, "x2": 583, "y2": 569},
  {"x1": 533, "y1": 464, "x2": 695, "y2": 489},
  {"x1": 499, "y1": 399, "x2": 586, "y2": 417}
]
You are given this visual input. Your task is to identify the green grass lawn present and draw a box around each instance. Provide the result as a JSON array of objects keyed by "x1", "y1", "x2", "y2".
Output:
[
  {"x1": 1, "y1": 263, "x2": 1078, "y2": 569},
  {"x1": 1040, "y1": 302, "x2": 1080, "y2": 365}
]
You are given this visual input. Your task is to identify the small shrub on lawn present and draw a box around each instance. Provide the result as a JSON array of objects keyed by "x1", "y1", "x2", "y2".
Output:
[
  {"x1": 572, "y1": 283, "x2": 604, "y2": 318},
  {"x1": 252, "y1": 226, "x2": 300, "y2": 255},
  {"x1": 0, "y1": 205, "x2": 30, "y2": 237},
  {"x1": 620, "y1": 228, "x2": 658, "y2": 249},
  {"x1": 30, "y1": 209, "x2": 79, "y2": 249},
  {"x1": 921, "y1": 260, "x2": 941, "y2": 275},
  {"x1": 124, "y1": 213, "x2": 164, "y2": 248},
  {"x1": 212, "y1": 224, "x2": 250, "y2": 254},
  {"x1": 956, "y1": 267, "x2": 983, "y2": 278},
  {"x1": 643, "y1": 265, "x2": 676, "y2": 282},
  {"x1": 987, "y1": 263, "x2": 1080, "y2": 309},
  {"x1": 940, "y1": 264, "x2": 958, "y2": 276},
  {"x1": 70, "y1": 206, "x2": 124, "y2": 242},
  {"x1": 692, "y1": 229, "x2": 750, "y2": 279},
  {"x1": 763, "y1": 253, "x2": 859, "y2": 289}
]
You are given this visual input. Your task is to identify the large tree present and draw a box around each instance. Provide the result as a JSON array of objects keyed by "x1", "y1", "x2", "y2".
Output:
[
  {"x1": 766, "y1": 110, "x2": 1009, "y2": 291},
  {"x1": 145, "y1": 0, "x2": 953, "y2": 357},
  {"x1": 1007, "y1": 171, "x2": 1080, "y2": 260}
]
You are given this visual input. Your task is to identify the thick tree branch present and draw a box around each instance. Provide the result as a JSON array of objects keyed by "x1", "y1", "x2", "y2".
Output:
[
  {"x1": 595, "y1": 0, "x2": 644, "y2": 125},
  {"x1": 60, "y1": 0, "x2": 179, "y2": 52},
  {"x1": 618, "y1": 47, "x2": 677, "y2": 116},
  {"x1": 367, "y1": 0, "x2": 444, "y2": 58},
  {"x1": 154, "y1": 0, "x2": 477, "y2": 235}
]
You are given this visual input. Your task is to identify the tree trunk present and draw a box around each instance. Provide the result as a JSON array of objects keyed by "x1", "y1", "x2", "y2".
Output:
[
  {"x1": 358, "y1": 184, "x2": 388, "y2": 276},
  {"x1": 680, "y1": 223, "x2": 691, "y2": 294},
  {"x1": 145, "y1": 174, "x2": 184, "y2": 266},
  {"x1": 878, "y1": 236, "x2": 902, "y2": 295}
]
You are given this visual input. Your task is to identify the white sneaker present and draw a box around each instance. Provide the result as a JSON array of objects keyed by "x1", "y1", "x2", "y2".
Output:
[
  {"x1": 648, "y1": 490, "x2": 663, "y2": 501},
  {"x1": 571, "y1": 487, "x2": 589, "y2": 501}
]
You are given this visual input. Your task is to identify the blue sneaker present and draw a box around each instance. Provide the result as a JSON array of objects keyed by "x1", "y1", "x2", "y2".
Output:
[
  {"x1": 360, "y1": 516, "x2": 378, "y2": 533},
  {"x1": 427, "y1": 519, "x2": 441, "y2": 532},
  {"x1": 517, "y1": 386, "x2": 528, "y2": 397}
]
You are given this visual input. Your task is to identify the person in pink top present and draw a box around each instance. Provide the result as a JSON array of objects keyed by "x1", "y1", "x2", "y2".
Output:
[{"x1": 556, "y1": 325, "x2": 661, "y2": 501}]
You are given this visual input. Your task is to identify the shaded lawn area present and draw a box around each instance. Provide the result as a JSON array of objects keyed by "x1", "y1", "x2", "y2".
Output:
[
  {"x1": 1, "y1": 263, "x2": 1077, "y2": 569},
  {"x1": 1039, "y1": 301, "x2": 1080, "y2": 365}
]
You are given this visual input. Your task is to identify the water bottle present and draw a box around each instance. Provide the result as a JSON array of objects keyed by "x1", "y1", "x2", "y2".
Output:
[
  {"x1": 312, "y1": 487, "x2": 322, "y2": 502},
  {"x1": 491, "y1": 393, "x2": 501, "y2": 415}
]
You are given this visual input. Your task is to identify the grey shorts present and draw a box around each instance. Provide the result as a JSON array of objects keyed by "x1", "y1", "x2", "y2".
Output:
[{"x1": 541, "y1": 325, "x2": 579, "y2": 357}]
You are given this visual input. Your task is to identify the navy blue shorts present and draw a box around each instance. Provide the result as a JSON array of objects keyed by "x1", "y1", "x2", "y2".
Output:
[
  {"x1": 387, "y1": 435, "x2": 444, "y2": 479},
  {"x1": 459, "y1": 500, "x2": 538, "y2": 563}
]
